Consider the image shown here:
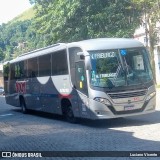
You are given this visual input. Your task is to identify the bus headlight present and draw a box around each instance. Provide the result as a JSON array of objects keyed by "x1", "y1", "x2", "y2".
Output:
[
  {"x1": 94, "y1": 97, "x2": 111, "y2": 106},
  {"x1": 145, "y1": 92, "x2": 156, "y2": 101}
]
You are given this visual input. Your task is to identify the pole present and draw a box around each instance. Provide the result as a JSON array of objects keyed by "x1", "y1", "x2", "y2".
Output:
[{"x1": 144, "y1": 1, "x2": 148, "y2": 48}]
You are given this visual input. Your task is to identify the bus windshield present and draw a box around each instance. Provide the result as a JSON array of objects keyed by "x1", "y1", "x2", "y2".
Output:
[{"x1": 89, "y1": 48, "x2": 153, "y2": 88}]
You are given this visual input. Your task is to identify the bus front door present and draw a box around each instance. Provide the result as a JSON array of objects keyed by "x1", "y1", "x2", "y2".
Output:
[{"x1": 75, "y1": 61, "x2": 89, "y2": 118}]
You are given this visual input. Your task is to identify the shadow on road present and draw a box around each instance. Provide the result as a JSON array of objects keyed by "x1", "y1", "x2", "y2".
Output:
[
  {"x1": 78, "y1": 111, "x2": 160, "y2": 128},
  {"x1": 11, "y1": 106, "x2": 160, "y2": 129},
  {"x1": 1, "y1": 94, "x2": 160, "y2": 130}
]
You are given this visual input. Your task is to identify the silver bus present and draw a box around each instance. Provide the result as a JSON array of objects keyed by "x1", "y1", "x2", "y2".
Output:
[{"x1": 3, "y1": 38, "x2": 156, "y2": 122}]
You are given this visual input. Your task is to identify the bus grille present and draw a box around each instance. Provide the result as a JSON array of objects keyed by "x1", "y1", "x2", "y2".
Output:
[{"x1": 108, "y1": 90, "x2": 147, "y2": 99}]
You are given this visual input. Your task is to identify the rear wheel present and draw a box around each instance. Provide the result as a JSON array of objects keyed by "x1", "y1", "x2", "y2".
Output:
[
  {"x1": 20, "y1": 98, "x2": 27, "y2": 114},
  {"x1": 64, "y1": 106, "x2": 77, "y2": 123}
]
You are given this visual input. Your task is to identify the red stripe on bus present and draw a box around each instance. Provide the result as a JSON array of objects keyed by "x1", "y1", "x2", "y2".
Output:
[
  {"x1": 59, "y1": 94, "x2": 72, "y2": 99},
  {"x1": 15, "y1": 81, "x2": 26, "y2": 94}
]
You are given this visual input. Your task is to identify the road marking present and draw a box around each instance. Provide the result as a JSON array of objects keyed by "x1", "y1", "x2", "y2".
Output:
[{"x1": 0, "y1": 113, "x2": 13, "y2": 117}]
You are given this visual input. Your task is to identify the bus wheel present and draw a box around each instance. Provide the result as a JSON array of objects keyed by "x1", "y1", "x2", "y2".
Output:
[
  {"x1": 65, "y1": 106, "x2": 77, "y2": 123},
  {"x1": 20, "y1": 98, "x2": 27, "y2": 114}
]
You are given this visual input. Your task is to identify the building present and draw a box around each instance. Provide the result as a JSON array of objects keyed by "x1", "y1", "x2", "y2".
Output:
[
  {"x1": 134, "y1": 22, "x2": 160, "y2": 85},
  {"x1": 0, "y1": 63, "x2": 3, "y2": 87}
]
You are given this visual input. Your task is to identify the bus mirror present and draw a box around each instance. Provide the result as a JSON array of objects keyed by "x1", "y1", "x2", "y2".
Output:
[
  {"x1": 77, "y1": 52, "x2": 85, "y2": 60},
  {"x1": 80, "y1": 55, "x2": 85, "y2": 60}
]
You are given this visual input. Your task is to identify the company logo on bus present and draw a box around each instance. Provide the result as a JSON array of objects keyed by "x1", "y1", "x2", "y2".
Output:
[
  {"x1": 128, "y1": 97, "x2": 140, "y2": 104},
  {"x1": 133, "y1": 97, "x2": 140, "y2": 101},
  {"x1": 16, "y1": 81, "x2": 26, "y2": 94}
]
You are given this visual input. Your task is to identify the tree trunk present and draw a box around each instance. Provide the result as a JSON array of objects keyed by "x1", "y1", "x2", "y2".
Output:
[{"x1": 148, "y1": 21, "x2": 156, "y2": 83}]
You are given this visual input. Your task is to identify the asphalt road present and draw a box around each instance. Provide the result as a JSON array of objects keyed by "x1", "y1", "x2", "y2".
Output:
[{"x1": 0, "y1": 89, "x2": 160, "y2": 160}]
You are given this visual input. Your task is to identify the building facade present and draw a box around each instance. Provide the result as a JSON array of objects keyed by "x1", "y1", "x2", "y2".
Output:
[
  {"x1": 134, "y1": 22, "x2": 160, "y2": 85},
  {"x1": 0, "y1": 63, "x2": 3, "y2": 87}
]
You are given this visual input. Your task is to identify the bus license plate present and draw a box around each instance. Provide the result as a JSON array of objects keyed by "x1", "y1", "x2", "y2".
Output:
[{"x1": 124, "y1": 105, "x2": 135, "y2": 111}]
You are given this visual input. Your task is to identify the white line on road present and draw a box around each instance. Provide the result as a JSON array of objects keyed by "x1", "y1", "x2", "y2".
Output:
[{"x1": 0, "y1": 113, "x2": 13, "y2": 117}]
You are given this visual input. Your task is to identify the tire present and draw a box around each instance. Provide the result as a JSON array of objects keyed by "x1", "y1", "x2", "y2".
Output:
[
  {"x1": 20, "y1": 98, "x2": 27, "y2": 114},
  {"x1": 65, "y1": 106, "x2": 77, "y2": 123}
]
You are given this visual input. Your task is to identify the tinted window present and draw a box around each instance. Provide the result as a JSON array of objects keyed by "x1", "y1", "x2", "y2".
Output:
[
  {"x1": 90, "y1": 50, "x2": 120, "y2": 88},
  {"x1": 69, "y1": 47, "x2": 83, "y2": 68},
  {"x1": 10, "y1": 63, "x2": 22, "y2": 80},
  {"x1": 10, "y1": 64, "x2": 15, "y2": 80},
  {"x1": 3, "y1": 63, "x2": 9, "y2": 81},
  {"x1": 52, "y1": 50, "x2": 68, "y2": 75},
  {"x1": 24, "y1": 60, "x2": 28, "y2": 78},
  {"x1": 28, "y1": 58, "x2": 38, "y2": 78},
  {"x1": 39, "y1": 54, "x2": 51, "y2": 76},
  {"x1": 19, "y1": 61, "x2": 28, "y2": 78},
  {"x1": 15, "y1": 63, "x2": 21, "y2": 79}
]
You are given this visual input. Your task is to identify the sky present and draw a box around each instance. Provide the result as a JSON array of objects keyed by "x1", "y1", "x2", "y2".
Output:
[{"x1": 0, "y1": 0, "x2": 32, "y2": 24}]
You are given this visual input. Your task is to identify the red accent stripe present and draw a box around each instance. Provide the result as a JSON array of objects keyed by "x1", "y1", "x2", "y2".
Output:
[{"x1": 59, "y1": 94, "x2": 72, "y2": 99}]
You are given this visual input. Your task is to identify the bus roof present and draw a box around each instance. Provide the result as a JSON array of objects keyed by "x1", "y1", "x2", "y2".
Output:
[
  {"x1": 10, "y1": 43, "x2": 67, "y2": 63},
  {"x1": 68, "y1": 38, "x2": 144, "y2": 51},
  {"x1": 9, "y1": 38, "x2": 144, "y2": 63}
]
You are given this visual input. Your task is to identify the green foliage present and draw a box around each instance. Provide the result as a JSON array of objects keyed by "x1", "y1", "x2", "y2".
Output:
[
  {"x1": 132, "y1": 0, "x2": 160, "y2": 80},
  {"x1": 33, "y1": 0, "x2": 141, "y2": 43},
  {"x1": 0, "y1": 20, "x2": 37, "y2": 61},
  {"x1": 0, "y1": 48, "x2": 4, "y2": 61},
  {"x1": 0, "y1": 0, "x2": 145, "y2": 61}
]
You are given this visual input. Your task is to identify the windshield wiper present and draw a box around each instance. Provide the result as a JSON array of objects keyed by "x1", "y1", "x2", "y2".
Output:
[{"x1": 113, "y1": 64, "x2": 126, "y2": 85}]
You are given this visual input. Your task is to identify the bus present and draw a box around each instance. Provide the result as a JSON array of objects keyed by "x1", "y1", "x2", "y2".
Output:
[{"x1": 3, "y1": 38, "x2": 156, "y2": 122}]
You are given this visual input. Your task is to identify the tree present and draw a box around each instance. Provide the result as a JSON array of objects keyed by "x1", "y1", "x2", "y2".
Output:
[
  {"x1": 0, "y1": 0, "x2": 144, "y2": 60},
  {"x1": 0, "y1": 48, "x2": 4, "y2": 61},
  {"x1": 31, "y1": 0, "x2": 142, "y2": 43},
  {"x1": 0, "y1": 19, "x2": 42, "y2": 59},
  {"x1": 133, "y1": 0, "x2": 160, "y2": 81}
]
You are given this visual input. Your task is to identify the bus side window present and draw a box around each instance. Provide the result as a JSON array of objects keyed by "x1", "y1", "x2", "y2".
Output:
[
  {"x1": 15, "y1": 63, "x2": 21, "y2": 79},
  {"x1": 27, "y1": 58, "x2": 38, "y2": 78},
  {"x1": 10, "y1": 64, "x2": 15, "y2": 80},
  {"x1": 19, "y1": 61, "x2": 27, "y2": 79},
  {"x1": 39, "y1": 54, "x2": 51, "y2": 77},
  {"x1": 3, "y1": 63, "x2": 9, "y2": 81},
  {"x1": 52, "y1": 50, "x2": 68, "y2": 75}
]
